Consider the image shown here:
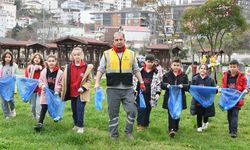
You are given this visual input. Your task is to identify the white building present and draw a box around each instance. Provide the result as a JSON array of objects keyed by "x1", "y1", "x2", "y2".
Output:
[
  {"x1": 17, "y1": 17, "x2": 38, "y2": 28},
  {"x1": 22, "y1": 0, "x2": 58, "y2": 12},
  {"x1": 115, "y1": 0, "x2": 132, "y2": 10},
  {"x1": 122, "y1": 26, "x2": 151, "y2": 49},
  {"x1": 43, "y1": 0, "x2": 58, "y2": 11},
  {"x1": 53, "y1": 0, "x2": 86, "y2": 24},
  {"x1": 0, "y1": 9, "x2": 16, "y2": 37},
  {"x1": 23, "y1": 0, "x2": 43, "y2": 11},
  {"x1": 36, "y1": 26, "x2": 90, "y2": 41},
  {"x1": 0, "y1": 0, "x2": 15, "y2": 4},
  {"x1": 0, "y1": 0, "x2": 16, "y2": 19}
]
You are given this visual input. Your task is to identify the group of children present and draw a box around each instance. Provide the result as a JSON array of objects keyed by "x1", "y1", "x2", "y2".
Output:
[
  {"x1": 0, "y1": 47, "x2": 92, "y2": 134},
  {"x1": 135, "y1": 56, "x2": 248, "y2": 139},
  {"x1": 0, "y1": 50, "x2": 249, "y2": 138}
]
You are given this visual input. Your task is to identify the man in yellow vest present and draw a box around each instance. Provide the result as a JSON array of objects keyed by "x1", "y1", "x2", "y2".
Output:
[{"x1": 95, "y1": 32, "x2": 145, "y2": 140}]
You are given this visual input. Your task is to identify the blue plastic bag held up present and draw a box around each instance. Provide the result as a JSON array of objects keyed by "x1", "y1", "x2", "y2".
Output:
[
  {"x1": 139, "y1": 89, "x2": 146, "y2": 108},
  {"x1": 95, "y1": 88, "x2": 105, "y2": 110},
  {"x1": 16, "y1": 77, "x2": 39, "y2": 102},
  {"x1": 43, "y1": 87, "x2": 65, "y2": 121},
  {"x1": 0, "y1": 76, "x2": 15, "y2": 101},
  {"x1": 168, "y1": 85, "x2": 182, "y2": 119},
  {"x1": 218, "y1": 88, "x2": 246, "y2": 111},
  {"x1": 189, "y1": 85, "x2": 217, "y2": 108}
]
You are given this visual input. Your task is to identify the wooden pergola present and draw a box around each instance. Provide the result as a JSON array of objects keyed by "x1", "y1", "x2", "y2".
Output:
[
  {"x1": 146, "y1": 44, "x2": 181, "y2": 68},
  {"x1": 0, "y1": 38, "x2": 58, "y2": 68},
  {"x1": 53, "y1": 36, "x2": 111, "y2": 72},
  {"x1": 0, "y1": 38, "x2": 31, "y2": 67},
  {"x1": 27, "y1": 42, "x2": 57, "y2": 63}
]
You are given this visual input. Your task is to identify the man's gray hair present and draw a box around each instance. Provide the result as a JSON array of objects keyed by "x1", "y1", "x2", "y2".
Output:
[{"x1": 113, "y1": 32, "x2": 125, "y2": 39}]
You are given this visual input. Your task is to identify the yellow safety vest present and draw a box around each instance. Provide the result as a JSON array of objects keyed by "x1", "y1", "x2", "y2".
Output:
[
  {"x1": 104, "y1": 49, "x2": 134, "y2": 73},
  {"x1": 104, "y1": 48, "x2": 135, "y2": 86}
]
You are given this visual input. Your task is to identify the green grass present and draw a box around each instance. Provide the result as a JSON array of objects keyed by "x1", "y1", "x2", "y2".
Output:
[{"x1": 1, "y1": 79, "x2": 250, "y2": 150}]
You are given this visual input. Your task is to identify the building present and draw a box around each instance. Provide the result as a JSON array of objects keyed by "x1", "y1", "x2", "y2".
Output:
[
  {"x1": 91, "y1": 8, "x2": 158, "y2": 34},
  {"x1": 0, "y1": 9, "x2": 16, "y2": 37},
  {"x1": 53, "y1": 0, "x2": 86, "y2": 25},
  {"x1": 236, "y1": 0, "x2": 250, "y2": 23},
  {"x1": 22, "y1": 0, "x2": 58, "y2": 12},
  {"x1": 171, "y1": 3, "x2": 202, "y2": 37},
  {"x1": 0, "y1": 0, "x2": 16, "y2": 19},
  {"x1": 115, "y1": 0, "x2": 132, "y2": 10},
  {"x1": 122, "y1": 26, "x2": 151, "y2": 49},
  {"x1": 17, "y1": 17, "x2": 38, "y2": 28},
  {"x1": 0, "y1": 0, "x2": 14, "y2": 4},
  {"x1": 36, "y1": 26, "x2": 89, "y2": 42},
  {"x1": 98, "y1": 1, "x2": 116, "y2": 10},
  {"x1": 22, "y1": 0, "x2": 43, "y2": 13}
]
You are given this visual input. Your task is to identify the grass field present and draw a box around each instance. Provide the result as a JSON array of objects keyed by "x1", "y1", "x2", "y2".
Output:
[{"x1": 0, "y1": 79, "x2": 250, "y2": 150}]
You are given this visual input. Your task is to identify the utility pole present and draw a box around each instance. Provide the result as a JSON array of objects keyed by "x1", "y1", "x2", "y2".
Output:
[{"x1": 42, "y1": 1, "x2": 45, "y2": 44}]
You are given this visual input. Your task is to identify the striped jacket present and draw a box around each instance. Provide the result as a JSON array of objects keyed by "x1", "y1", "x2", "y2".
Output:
[{"x1": 134, "y1": 68, "x2": 161, "y2": 107}]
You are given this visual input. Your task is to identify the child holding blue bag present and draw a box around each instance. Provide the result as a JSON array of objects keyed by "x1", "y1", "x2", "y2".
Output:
[
  {"x1": 190, "y1": 64, "x2": 216, "y2": 132},
  {"x1": 34, "y1": 55, "x2": 63, "y2": 132},
  {"x1": 0, "y1": 50, "x2": 18, "y2": 119},
  {"x1": 25, "y1": 53, "x2": 44, "y2": 120},
  {"x1": 135, "y1": 54, "x2": 161, "y2": 131},
  {"x1": 161, "y1": 58, "x2": 189, "y2": 137},
  {"x1": 61, "y1": 47, "x2": 93, "y2": 134},
  {"x1": 220, "y1": 60, "x2": 248, "y2": 138}
]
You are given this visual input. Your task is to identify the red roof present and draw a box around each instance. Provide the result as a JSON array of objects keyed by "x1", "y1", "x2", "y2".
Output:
[
  {"x1": 122, "y1": 26, "x2": 150, "y2": 32},
  {"x1": 146, "y1": 44, "x2": 171, "y2": 50},
  {"x1": 0, "y1": 38, "x2": 32, "y2": 47},
  {"x1": 27, "y1": 42, "x2": 57, "y2": 49},
  {"x1": 46, "y1": 43, "x2": 57, "y2": 49},
  {"x1": 53, "y1": 36, "x2": 110, "y2": 46}
]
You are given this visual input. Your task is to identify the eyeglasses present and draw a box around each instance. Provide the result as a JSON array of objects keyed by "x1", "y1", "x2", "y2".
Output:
[{"x1": 114, "y1": 39, "x2": 124, "y2": 41}]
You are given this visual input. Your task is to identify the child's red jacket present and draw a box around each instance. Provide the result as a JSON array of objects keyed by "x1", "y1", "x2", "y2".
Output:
[{"x1": 221, "y1": 70, "x2": 248, "y2": 108}]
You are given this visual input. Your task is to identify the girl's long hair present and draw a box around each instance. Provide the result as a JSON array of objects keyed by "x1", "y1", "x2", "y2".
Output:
[
  {"x1": 30, "y1": 52, "x2": 44, "y2": 66},
  {"x1": 1, "y1": 50, "x2": 14, "y2": 66}
]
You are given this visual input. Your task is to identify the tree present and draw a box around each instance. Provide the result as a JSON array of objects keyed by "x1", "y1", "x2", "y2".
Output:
[
  {"x1": 146, "y1": 1, "x2": 178, "y2": 60},
  {"x1": 181, "y1": 0, "x2": 248, "y2": 55},
  {"x1": 16, "y1": 28, "x2": 32, "y2": 41},
  {"x1": 8, "y1": 24, "x2": 23, "y2": 40},
  {"x1": 223, "y1": 28, "x2": 250, "y2": 62}
]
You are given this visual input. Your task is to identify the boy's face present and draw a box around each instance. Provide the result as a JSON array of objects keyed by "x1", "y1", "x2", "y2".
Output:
[
  {"x1": 72, "y1": 50, "x2": 82, "y2": 62},
  {"x1": 229, "y1": 64, "x2": 238, "y2": 74},
  {"x1": 171, "y1": 62, "x2": 181, "y2": 72},
  {"x1": 145, "y1": 60, "x2": 154, "y2": 69},
  {"x1": 47, "y1": 57, "x2": 57, "y2": 69}
]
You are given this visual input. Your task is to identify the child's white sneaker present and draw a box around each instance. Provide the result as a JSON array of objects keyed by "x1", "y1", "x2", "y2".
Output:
[
  {"x1": 197, "y1": 127, "x2": 202, "y2": 132},
  {"x1": 10, "y1": 109, "x2": 16, "y2": 117},
  {"x1": 202, "y1": 122, "x2": 209, "y2": 130},
  {"x1": 77, "y1": 127, "x2": 84, "y2": 134},
  {"x1": 72, "y1": 126, "x2": 78, "y2": 131}
]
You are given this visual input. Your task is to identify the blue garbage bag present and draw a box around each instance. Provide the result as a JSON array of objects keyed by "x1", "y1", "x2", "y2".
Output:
[
  {"x1": 0, "y1": 76, "x2": 15, "y2": 101},
  {"x1": 168, "y1": 85, "x2": 182, "y2": 119},
  {"x1": 139, "y1": 89, "x2": 146, "y2": 108},
  {"x1": 16, "y1": 77, "x2": 39, "y2": 103},
  {"x1": 189, "y1": 85, "x2": 217, "y2": 108},
  {"x1": 95, "y1": 88, "x2": 105, "y2": 110},
  {"x1": 43, "y1": 87, "x2": 65, "y2": 121},
  {"x1": 218, "y1": 88, "x2": 246, "y2": 111}
]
